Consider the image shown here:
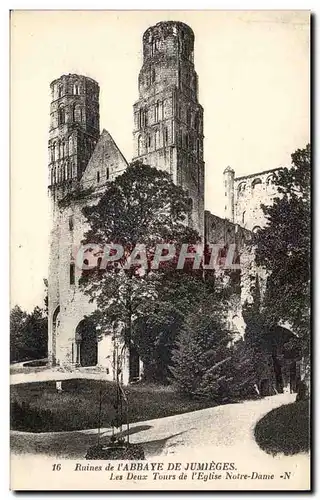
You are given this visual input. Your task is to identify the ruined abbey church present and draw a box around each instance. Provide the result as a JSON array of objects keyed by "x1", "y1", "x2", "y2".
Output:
[{"x1": 48, "y1": 21, "x2": 290, "y2": 388}]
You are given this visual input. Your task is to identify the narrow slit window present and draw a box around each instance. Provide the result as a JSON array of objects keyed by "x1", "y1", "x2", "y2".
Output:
[{"x1": 70, "y1": 263, "x2": 75, "y2": 285}]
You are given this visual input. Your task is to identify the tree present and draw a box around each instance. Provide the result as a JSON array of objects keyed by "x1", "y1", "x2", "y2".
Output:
[
  {"x1": 79, "y1": 162, "x2": 200, "y2": 361},
  {"x1": 254, "y1": 144, "x2": 311, "y2": 357},
  {"x1": 10, "y1": 305, "x2": 28, "y2": 362},
  {"x1": 170, "y1": 294, "x2": 231, "y2": 399},
  {"x1": 10, "y1": 305, "x2": 48, "y2": 362}
]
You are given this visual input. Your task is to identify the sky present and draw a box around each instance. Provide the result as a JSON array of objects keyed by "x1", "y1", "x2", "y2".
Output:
[{"x1": 10, "y1": 10, "x2": 310, "y2": 311}]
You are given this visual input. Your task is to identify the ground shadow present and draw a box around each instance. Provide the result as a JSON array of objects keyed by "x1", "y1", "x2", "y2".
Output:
[{"x1": 11, "y1": 427, "x2": 190, "y2": 459}]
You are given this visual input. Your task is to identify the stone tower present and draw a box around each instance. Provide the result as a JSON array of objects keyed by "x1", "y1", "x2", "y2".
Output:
[
  {"x1": 48, "y1": 74, "x2": 100, "y2": 203},
  {"x1": 133, "y1": 21, "x2": 205, "y2": 237},
  {"x1": 48, "y1": 74, "x2": 100, "y2": 365}
]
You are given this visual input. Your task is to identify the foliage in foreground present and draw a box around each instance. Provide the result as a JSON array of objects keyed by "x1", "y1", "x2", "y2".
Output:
[
  {"x1": 254, "y1": 400, "x2": 310, "y2": 456},
  {"x1": 170, "y1": 299, "x2": 257, "y2": 401}
]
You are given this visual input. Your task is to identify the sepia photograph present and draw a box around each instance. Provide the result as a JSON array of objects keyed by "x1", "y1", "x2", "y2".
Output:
[{"x1": 10, "y1": 10, "x2": 310, "y2": 491}]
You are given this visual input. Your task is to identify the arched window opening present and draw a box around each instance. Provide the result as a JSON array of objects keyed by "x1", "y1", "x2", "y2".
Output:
[
  {"x1": 164, "y1": 126, "x2": 168, "y2": 144},
  {"x1": 242, "y1": 211, "x2": 246, "y2": 224},
  {"x1": 52, "y1": 306, "x2": 60, "y2": 332},
  {"x1": 252, "y1": 226, "x2": 261, "y2": 234},
  {"x1": 150, "y1": 67, "x2": 155, "y2": 84},
  {"x1": 194, "y1": 113, "x2": 199, "y2": 132},
  {"x1": 97, "y1": 171, "x2": 100, "y2": 183},
  {"x1": 68, "y1": 136, "x2": 73, "y2": 155},
  {"x1": 187, "y1": 109, "x2": 192, "y2": 126},
  {"x1": 252, "y1": 178, "x2": 262, "y2": 189},
  {"x1": 73, "y1": 104, "x2": 82, "y2": 123},
  {"x1": 70, "y1": 263, "x2": 75, "y2": 285},
  {"x1": 58, "y1": 86, "x2": 63, "y2": 98},
  {"x1": 196, "y1": 138, "x2": 200, "y2": 158},
  {"x1": 144, "y1": 109, "x2": 148, "y2": 127},
  {"x1": 59, "y1": 141, "x2": 63, "y2": 160},
  {"x1": 266, "y1": 175, "x2": 275, "y2": 190},
  {"x1": 73, "y1": 83, "x2": 80, "y2": 95},
  {"x1": 238, "y1": 182, "x2": 246, "y2": 194},
  {"x1": 151, "y1": 39, "x2": 157, "y2": 56},
  {"x1": 139, "y1": 109, "x2": 143, "y2": 129},
  {"x1": 51, "y1": 145, "x2": 55, "y2": 163},
  {"x1": 58, "y1": 106, "x2": 65, "y2": 125},
  {"x1": 155, "y1": 129, "x2": 160, "y2": 149},
  {"x1": 106, "y1": 167, "x2": 110, "y2": 180}
]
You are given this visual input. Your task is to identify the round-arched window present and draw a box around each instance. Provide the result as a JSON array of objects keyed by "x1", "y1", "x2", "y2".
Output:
[{"x1": 252, "y1": 178, "x2": 262, "y2": 189}]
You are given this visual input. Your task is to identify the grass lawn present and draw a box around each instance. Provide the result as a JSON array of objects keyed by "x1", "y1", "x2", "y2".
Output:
[
  {"x1": 11, "y1": 379, "x2": 213, "y2": 433},
  {"x1": 254, "y1": 400, "x2": 310, "y2": 456}
]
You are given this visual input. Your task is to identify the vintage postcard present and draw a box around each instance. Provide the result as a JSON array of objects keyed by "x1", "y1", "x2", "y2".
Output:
[{"x1": 10, "y1": 10, "x2": 311, "y2": 491}]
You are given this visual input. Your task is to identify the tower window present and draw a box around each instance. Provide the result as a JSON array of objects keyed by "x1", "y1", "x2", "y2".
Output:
[
  {"x1": 97, "y1": 171, "x2": 100, "y2": 183},
  {"x1": 138, "y1": 135, "x2": 143, "y2": 156},
  {"x1": 139, "y1": 109, "x2": 143, "y2": 129},
  {"x1": 73, "y1": 83, "x2": 80, "y2": 95},
  {"x1": 58, "y1": 106, "x2": 65, "y2": 125},
  {"x1": 73, "y1": 104, "x2": 82, "y2": 123},
  {"x1": 164, "y1": 126, "x2": 168, "y2": 144},
  {"x1": 242, "y1": 211, "x2": 246, "y2": 224},
  {"x1": 58, "y1": 85, "x2": 63, "y2": 98},
  {"x1": 69, "y1": 215, "x2": 74, "y2": 231},
  {"x1": 106, "y1": 167, "x2": 110, "y2": 180},
  {"x1": 187, "y1": 109, "x2": 192, "y2": 126},
  {"x1": 196, "y1": 138, "x2": 200, "y2": 158},
  {"x1": 151, "y1": 39, "x2": 157, "y2": 56},
  {"x1": 155, "y1": 129, "x2": 160, "y2": 149},
  {"x1": 151, "y1": 67, "x2": 155, "y2": 84},
  {"x1": 252, "y1": 178, "x2": 262, "y2": 189},
  {"x1": 70, "y1": 263, "x2": 75, "y2": 285}
]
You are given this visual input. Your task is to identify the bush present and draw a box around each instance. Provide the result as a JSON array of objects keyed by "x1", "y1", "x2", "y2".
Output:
[{"x1": 254, "y1": 401, "x2": 310, "y2": 455}]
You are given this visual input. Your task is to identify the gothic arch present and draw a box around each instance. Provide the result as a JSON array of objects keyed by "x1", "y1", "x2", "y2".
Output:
[
  {"x1": 58, "y1": 105, "x2": 65, "y2": 125},
  {"x1": 52, "y1": 306, "x2": 60, "y2": 334},
  {"x1": 155, "y1": 129, "x2": 160, "y2": 149},
  {"x1": 68, "y1": 135, "x2": 73, "y2": 154},
  {"x1": 75, "y1": 317, "x2": 98, "y2": 367},
  {"x1": 73, "y1": 82, "x2": 80, "y2": 95},
  {"x1": 73, "y1": 103, "x2": 82, "y2": 123}
]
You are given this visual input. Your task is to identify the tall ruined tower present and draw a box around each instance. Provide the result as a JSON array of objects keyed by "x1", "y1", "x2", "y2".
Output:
[
  {"x1": 48, "y1": 74, "x2": 100, "y2": 202},
  {"x1": 48, "y1": 74, "x2": 100, "y2": 365},
  {"x1": 133, "y1": 21, "x2": 205, "y2": 236}
]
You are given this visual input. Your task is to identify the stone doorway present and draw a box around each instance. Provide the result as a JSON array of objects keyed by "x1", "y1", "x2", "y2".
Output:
[{"x1": 75, "y1": 318, "x2": 98, "y2": 367}]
